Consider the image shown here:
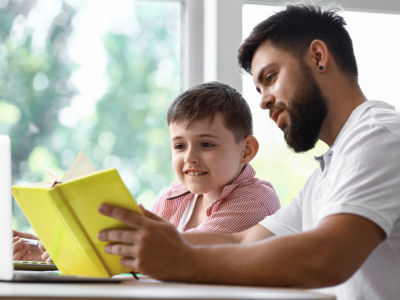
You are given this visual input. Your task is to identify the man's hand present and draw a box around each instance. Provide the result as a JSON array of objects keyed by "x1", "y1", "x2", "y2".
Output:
[{"x1": 98, "y1": 204, "x2": 193, "y2": 280}]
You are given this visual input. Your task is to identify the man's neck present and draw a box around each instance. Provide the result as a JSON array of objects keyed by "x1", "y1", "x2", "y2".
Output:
[{"x1": 319, "y1": 78, "x2": 367, "y2": 147}]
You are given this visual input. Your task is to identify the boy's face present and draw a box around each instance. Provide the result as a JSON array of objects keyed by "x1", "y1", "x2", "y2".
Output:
[{"x1": 169, "y1": 113, "x2": 246, "y2": 200}]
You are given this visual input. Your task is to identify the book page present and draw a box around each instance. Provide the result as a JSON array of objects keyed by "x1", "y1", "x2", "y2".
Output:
[{"x1": 61, "y1": 150, "x2": 96, "y2": 182}]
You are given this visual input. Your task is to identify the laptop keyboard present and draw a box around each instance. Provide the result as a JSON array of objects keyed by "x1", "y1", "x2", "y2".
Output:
[{"x1": 13, "y1": 261, "x2": 58, "y2": 271}]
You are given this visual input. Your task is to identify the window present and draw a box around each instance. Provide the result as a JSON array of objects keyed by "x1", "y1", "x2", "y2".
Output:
[
  {"x1": 0, "y1": 0, "x2": 182, "y2": 231},
  {"x1": 242, "y1": 4, "x2": 400, "y2": 206}
]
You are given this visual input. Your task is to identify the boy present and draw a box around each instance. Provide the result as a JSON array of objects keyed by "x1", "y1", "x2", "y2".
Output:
[
  {"x1": 152, "y1": 81, "x2": 280, "y2": 233},
  {"x1": 13, "y1": 81, "x2": 280, "y2": 260}
]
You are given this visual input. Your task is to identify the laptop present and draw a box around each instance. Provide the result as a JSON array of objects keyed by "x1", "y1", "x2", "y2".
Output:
[{"x1": 0, "y1": 135, "x2": 134, "y2": 282}]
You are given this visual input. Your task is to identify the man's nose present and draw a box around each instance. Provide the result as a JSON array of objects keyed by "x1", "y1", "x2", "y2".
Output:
[
  {"x1": 184, "y1": 147, "x2": 199, "y2": 164},
  {"x1": 259, "y1": 92, "x2": 275, "y2": 110}
]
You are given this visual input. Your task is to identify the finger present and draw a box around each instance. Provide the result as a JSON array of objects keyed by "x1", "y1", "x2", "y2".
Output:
[
  {"x1": 13, "y1": 244, "x2": 29, "y2": 260},
  {"x1": 98, "y1": 204, "x2": 145, "y2": 229},
  {"x1": 139, "y1": 204, "x2": 165, "y2": 222},
  {"x1": 104, "y1": 243, "x2": 134, "y2": 257},
  {"x1": 38, "y1": 242, "x2": 46, "y2": 253},
  {"x1": 46, "y1": 256, "x2": 53, "y2": 263},
  {"x1": 13, "y1": 230, "x2": 39, "y2": 240},
  {"x1": 120, "y1": 257, "x2": 136, "y2": 270},
  {"x1": 98, "y1": 229, "x2": 136, "y2": 243},
  {"x1": 13, "y1": 239, "x2": 26, "y2": 253},
  {"x1": 41, "y1": 251, "x2": 50, "y2": 262}
]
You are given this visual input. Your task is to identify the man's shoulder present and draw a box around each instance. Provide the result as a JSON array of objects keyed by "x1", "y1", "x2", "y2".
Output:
[
  {"x1": 337, "y1": 102, "x2": 400, "y2": 152},
  {"x1": 357, "y1": 101, "x2": 400, "y2": 133},
  {"x1": 367, "y1": 104, "x2": 400, "y2": 138}
]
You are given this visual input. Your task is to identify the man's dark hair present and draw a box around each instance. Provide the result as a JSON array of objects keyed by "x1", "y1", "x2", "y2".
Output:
[
  {"x1": 167, "y1": 81, "x2": 253, "y2": 142},
  {"x1": 238, "y1": 3, "x2": 358, "y2": 78}
]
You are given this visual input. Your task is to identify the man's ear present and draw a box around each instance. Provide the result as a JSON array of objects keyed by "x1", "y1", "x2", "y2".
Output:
[
  {"x1": 308, "y1": 39, "x2": 329, "y2": 73},
  {"x1": 241, "y1": 135, "x2": 259, "y2": 164}
]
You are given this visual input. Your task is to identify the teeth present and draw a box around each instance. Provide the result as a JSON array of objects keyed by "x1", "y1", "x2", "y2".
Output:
[{"x1": 187, "y1": 172, "x2": 205, "y2": 176}]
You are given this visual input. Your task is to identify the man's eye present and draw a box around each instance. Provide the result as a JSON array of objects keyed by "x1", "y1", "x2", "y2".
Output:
[
  {"x1": 174, "y1": 144, "x2": 185, "y2": 150},
  {"x1": 267, "y1": 73, "x2": 276, "y2": 82},
  {"x1": 202, "y1": 142, "x2": 214, "y2": 148}
]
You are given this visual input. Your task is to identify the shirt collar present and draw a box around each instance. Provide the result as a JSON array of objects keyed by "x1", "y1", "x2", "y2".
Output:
[
  {"x1": 166, "y1": 164, "x2": 256, "y2": 200},
  {"x1": 314, "y1": 101, "x2": 395, "y2": 171}
]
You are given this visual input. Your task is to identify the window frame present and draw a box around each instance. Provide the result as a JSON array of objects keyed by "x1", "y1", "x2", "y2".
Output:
[{"x1": 183, "y1": 0, "x2": 400, "y2": 92}]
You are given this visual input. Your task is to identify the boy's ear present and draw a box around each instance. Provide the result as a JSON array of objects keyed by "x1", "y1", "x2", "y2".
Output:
[{"x1": 241, "y1": 135, "x2": 259, "y2": 164}]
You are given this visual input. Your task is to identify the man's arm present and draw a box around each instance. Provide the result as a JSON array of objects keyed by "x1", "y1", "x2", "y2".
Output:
[
  {"x1": 98, "y1": 205, "x2": 384, "y2": 289},
  {"x1": 185, "y1": 214, "x2": 384, "y2": 288},
  {"x1": 183, "y1": 224, "x2": 275, "y2": 245}
]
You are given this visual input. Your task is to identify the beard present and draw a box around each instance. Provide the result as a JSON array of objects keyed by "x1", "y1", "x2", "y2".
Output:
[{"x1": 283, "y1": 59, "x2": 328, "y2": 153}]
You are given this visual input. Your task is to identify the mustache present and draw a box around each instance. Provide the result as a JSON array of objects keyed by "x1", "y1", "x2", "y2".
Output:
[{"x1": 268, "y1": 102, "x2": 288, "y2": 119}]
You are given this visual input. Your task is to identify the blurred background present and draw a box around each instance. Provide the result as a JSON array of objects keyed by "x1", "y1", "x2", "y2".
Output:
[
  {"x1": 1, "y1": 0, "x2": 399, "y2": 232},
  {"x1": 0, "y1": 0, "x2": 181, "y2": 231}
]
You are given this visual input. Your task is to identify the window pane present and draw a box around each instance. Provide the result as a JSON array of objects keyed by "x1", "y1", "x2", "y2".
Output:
[
  {"x1": 341, "y1": 10, "x2": 400, "y2": 107},
  {"x1": 0, "y1": 0, "x2": 182, "y2": 231},
  {"x1": 243, "y1": 5, "x2": 400, "y2": 206}
]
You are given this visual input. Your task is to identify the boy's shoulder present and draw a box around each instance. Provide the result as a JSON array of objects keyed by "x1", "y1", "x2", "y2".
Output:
[
  {"x1": 150, "y1": 182, "x2": 191, "y2": 209},
  {"x1": 221, "y1": 164, "x2": 279, "y2": 203}
]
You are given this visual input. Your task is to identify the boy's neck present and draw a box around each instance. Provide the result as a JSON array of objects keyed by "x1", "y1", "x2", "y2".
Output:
[{"x1": 200, "y1": 194, "x2": 216, "y2": 207}]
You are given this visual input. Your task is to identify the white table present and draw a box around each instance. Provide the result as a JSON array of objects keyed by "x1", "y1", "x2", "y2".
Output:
[{"x1": 0, "y1": 277, "x2": 335, "y2": 300}]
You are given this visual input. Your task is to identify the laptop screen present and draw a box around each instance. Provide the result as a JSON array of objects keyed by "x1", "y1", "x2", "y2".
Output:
[{"x1": 0, "y1": 135, "x2": 14, "y2": 280}]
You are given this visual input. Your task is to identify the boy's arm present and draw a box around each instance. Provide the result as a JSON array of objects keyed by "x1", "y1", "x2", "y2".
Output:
[{"x1": 183, "y1": 224, "x2": 275, "y2": 245}]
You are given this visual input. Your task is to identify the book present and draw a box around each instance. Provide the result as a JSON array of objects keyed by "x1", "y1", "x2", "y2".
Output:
[{"x1": 12, "y1": 151, "x2": 143, "y2": 277}]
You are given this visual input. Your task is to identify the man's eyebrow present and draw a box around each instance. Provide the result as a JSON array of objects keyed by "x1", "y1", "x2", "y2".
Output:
[{"x1": 257, "y1": 62, "x2": 276, "y2": 83}]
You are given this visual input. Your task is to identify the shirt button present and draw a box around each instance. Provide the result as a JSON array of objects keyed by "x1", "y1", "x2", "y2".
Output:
[{"x1": 317, "y1": 191, "x2": 323, "y2": 199}]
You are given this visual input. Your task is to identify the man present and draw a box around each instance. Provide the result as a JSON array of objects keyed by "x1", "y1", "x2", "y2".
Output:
[{"x1": 97, "y1": 4, "x2": 400, "y2": 300}]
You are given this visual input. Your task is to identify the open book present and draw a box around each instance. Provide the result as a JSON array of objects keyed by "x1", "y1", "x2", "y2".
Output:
[{"x1": 12, "y1": 151, "x2": 143, "y2": 277}]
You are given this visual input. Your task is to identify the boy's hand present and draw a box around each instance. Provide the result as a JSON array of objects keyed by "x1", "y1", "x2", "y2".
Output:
[
  {"x1": 39, "y1": 243, "x2": 53, "y2": 262},
  {"x1": 13, "y1": 230, "x2": 53, "y2": 262},
  {"x1": 13, "y1": 236, "x2": 32, "y2": 261},
  {"x1": 13, "y1": 230, "x2": 43, "y2": 261},
  {"x1": 98, "y1": 204, "x2": 193, "y2": 280}
]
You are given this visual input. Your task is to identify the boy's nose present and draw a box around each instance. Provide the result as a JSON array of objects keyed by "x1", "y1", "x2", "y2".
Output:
[{"x1": 184, "y1": 148, "x2": 199, "y2": 164}]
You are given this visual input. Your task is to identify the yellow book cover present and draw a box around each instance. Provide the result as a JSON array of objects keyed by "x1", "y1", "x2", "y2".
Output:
[{"x1": 12, "y1": 151, "x2": 143, "y2": 277}]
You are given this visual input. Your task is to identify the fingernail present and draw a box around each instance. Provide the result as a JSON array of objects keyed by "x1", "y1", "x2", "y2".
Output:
[
  {"x1": 98, "y1": 231, "x2": 105, "y2": 240},
  {"x1": 104, "y1": 244, "x2": 110, "y2": 253}
]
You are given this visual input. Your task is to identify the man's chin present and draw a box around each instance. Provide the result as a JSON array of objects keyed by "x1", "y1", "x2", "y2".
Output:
[{"x1": 285, "y1": 138, "x2": 318, "y2": 153}]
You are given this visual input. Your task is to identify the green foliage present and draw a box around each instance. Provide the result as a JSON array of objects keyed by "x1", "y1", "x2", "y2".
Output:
[{"x1": 0, "y1": 1, "x2": 181, "y2": 231}]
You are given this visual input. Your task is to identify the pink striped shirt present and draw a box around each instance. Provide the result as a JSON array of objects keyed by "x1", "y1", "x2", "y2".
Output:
[{"x1": 151, "y1": 164, "x2": 280, "y2": 233}]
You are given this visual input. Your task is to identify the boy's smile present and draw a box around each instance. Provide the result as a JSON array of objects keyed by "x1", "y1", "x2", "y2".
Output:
[{"x1": 169, "y1": 113, "x2": 247, "y2": 202}]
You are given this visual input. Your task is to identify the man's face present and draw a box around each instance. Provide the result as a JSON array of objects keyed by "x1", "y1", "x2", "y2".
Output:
[
  {"x1": 251, "y1": 40, "x2": 328, "y2": 153},
  {"x1": 169, "y1": 113, "x2": 246, "y2": 200}
]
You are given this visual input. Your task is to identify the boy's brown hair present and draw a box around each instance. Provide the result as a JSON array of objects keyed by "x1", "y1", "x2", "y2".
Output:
[{"x1": 167, "y1": 81, "x2": 253, "y2": 142}]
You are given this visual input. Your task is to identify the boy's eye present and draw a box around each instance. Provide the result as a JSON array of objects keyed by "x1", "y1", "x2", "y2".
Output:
[
  {"x1": 202, "y1": 142, "x2": 214, "y2": 148},
  {"x1": 174, "y1": 144, "x2": 185, "y2": 150}
]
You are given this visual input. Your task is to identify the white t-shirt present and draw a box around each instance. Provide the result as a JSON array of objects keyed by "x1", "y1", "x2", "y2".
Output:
[
  {"x1": 260, "y1": 101, "x2": 400, "y2": 300},
  {"x1": 177, "y1": 194, "x2": 199, "y2": 232}
]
